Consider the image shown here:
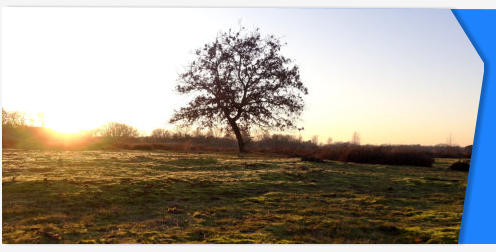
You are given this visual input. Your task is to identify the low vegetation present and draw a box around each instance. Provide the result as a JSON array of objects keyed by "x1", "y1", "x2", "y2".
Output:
[
  {"x1": 449, "y1": 160, "x2": 470, "y2": 172},
  {"x1": 2, "y1": 121, "x2": 471, "y2": 168},
  {"x1": 269, "y1": 145, "x2": 436, "y2": 167},
  {"x1": 3, "y1": 149, "x2": 467, "y2": 243}
]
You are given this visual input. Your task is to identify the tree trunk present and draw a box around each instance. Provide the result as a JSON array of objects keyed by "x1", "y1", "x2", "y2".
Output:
[{"x1": 229, "y1": 120, "x2": 245, "y2": 153}]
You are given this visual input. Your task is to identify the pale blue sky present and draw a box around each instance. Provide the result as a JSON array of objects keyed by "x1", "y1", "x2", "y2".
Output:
[{"x1": 1, "y1": 8, "x2": 483, "y2": 145}]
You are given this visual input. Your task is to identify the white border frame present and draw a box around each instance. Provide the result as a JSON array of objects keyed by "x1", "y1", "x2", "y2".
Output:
[
  {"x1": 0, "y1": 0, "x2": 496, "y2": 8},
  {"x1": 1, "y1": 0, "x2": 496, "y2": 251}
]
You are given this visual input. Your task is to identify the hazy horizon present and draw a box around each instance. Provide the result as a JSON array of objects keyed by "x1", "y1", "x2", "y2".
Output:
[{"x1": 1, "y1": 8, "x2": 483, "y2": 146}]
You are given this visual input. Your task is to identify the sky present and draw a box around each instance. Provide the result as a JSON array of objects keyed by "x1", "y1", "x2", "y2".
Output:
[{"x1": 1, "y1": 7, "x2": 483, "y2": 146}]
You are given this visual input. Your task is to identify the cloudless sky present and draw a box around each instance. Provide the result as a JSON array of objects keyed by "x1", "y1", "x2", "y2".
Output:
[{"x1": 1, "y1": 7, "x2": 483, "y2": 146}]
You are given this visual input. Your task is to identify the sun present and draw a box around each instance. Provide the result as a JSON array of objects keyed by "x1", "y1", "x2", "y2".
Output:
[
  {"x1": 46, "y1": 121, "x2": 84, "y2": 134},
  {"x1": 44, "y1": 116, "x2": 96, "y2": 134}
]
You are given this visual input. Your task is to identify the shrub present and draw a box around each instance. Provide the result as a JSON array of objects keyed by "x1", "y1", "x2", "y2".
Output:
[
  {"x1": 311, "y1": 145, "x2": 434, "y2": 167},
  {"x1": 449, "y1": 161, "x2": 470, "y2": 172}
]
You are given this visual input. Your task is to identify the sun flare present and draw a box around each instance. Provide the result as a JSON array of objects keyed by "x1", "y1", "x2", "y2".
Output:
[{"x1": 44, "y1": 116, "x2": 96, "y2": 134}]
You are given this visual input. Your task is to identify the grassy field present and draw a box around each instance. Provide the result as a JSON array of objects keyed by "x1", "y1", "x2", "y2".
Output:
[{"x1": 2, "y1": 149, "x2": 468, "y2": 243}]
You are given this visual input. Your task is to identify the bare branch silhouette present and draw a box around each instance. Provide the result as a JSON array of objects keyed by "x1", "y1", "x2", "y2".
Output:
[
  {"x1": 98, "y1": 122, "x2": 139, "y2": 139},
  {"x1": 169, "y1": 27, "x2": 308, "y2": 152}
]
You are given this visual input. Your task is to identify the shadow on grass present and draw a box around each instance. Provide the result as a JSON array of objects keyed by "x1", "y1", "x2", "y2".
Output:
[{"x1": 3, "y1": 162, "x2": 464, "y2": 244}]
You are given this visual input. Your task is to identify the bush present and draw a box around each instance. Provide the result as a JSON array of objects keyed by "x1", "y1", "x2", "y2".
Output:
[
  {"x1": 311, "y1": 145, "x2": 434, "y2": 167},
  {"x1": 345, "y1": 148, "x2": 434, "y2": 167},
  {"x1": 450, "y1": 161, "x2": 470, "y2": 172}
]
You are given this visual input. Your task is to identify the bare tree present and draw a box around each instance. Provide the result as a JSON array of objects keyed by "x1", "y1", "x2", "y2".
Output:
[
  {"x1": 351, "y1": 131, "x2": 361, "y2": 145},
  {"x1": 151, "y1": 128, "x2": 170, "y2": 142},
  {"x1": 2, "y1": 109, "x2": 27, "y2": 128},
  {"x1": 169, "y1": 27, "x2": 308, "y2": 152},
  {"x1": 447, "y1": 133, "x2": 454, "y2": 147},
  {"x1": 2, "y1": 108, "x2": 7, "y2": 126},
  {"x1": 206, "y1": 127, "x2": 223, "y2": 138},
  {"x1": 311, "y1": 135, "x2": 319, "y2": 145},
  {"x1": 99, "y1": 122, "x2": 139, "y2": 139},
  {"x1": 326, "y1": 137, "x2": 333, "y2": 145}
]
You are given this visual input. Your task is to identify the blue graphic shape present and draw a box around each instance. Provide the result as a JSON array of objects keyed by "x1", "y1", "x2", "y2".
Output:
[{"x1": 452, "y1": 9, "x2": 496, "y2": 244}]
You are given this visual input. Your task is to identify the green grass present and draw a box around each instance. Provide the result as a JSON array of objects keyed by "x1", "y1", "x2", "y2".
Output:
[{"x1": 2, "y1": 149, "x2": 468, "y2": 243}]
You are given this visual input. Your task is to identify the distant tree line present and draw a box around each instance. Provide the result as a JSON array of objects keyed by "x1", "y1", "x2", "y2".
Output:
[{"x1": 2, "y1": 108, "x2": 472, "y2": 167}]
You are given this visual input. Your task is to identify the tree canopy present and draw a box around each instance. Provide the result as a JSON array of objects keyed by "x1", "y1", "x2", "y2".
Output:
[{"x1": 169, "y1": 27, "x2": 308, "y2": 152}]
